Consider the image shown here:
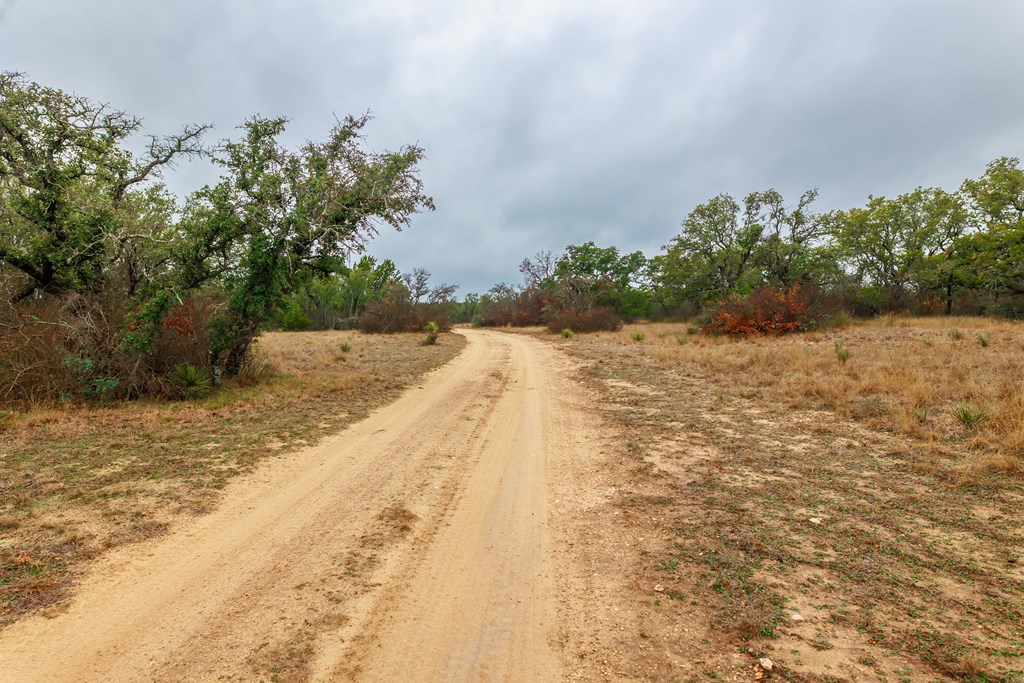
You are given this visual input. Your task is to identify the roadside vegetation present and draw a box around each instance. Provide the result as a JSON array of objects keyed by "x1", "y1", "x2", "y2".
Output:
[
  {"x1": 0, "y1": 73, "x2": 445, "y2": 408},
  {"x1": 537, "y1": 316, "x2": 1023, "y2": 681},
  {"x1": 455, "y1": 158, "x2": 1023, "y2": 334},
  {"x1": 0, "y1": 330, "x2": 464, "y2": 625}
]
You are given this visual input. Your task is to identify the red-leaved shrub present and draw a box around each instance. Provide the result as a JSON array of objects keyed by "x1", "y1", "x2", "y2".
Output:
[{"x1": 701, "y1": 285, "x2": 808, "y2": 336}]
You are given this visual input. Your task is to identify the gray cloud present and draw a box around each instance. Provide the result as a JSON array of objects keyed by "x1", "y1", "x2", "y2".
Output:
[{"x1": 4, "y1": 0, "x2": 1023, "y2": 292}]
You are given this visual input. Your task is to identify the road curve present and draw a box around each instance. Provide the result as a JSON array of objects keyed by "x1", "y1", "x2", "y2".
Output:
[{"x1": 0, "y1": 329, "x2": 607, "y2": 682}]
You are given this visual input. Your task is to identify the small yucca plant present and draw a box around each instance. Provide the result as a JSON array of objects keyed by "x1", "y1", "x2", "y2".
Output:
[
  {"x1": 949, "y1": 328, "x2": 965, "y2": 341},
  {"x1": 833, "y1": 339, "x2": 850, "y2": 364},
  {"x1": 631, "y1": 332, "x2": 646, "y2": 342},
  {"x1": 422, "y1": 321, "x2": 439, "y2": 345},
  {"x1": 952, "y1": 402, "x2": 989, "y2": 429},
  {"x1": 976, "y1": 331, "x2": 991, "y2": 347},
  {"x1": 560, "y1": 328, "x2": 574, "y2": 338},
  {"x1": 174, "y1": 364, "x2": 213, "y2": 400}
]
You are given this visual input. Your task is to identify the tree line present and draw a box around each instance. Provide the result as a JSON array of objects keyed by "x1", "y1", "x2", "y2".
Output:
[
  {"x1": 462, "y1": 158, "x2": 1024, "y2": 331},
  {"x1": 0, "y1": 74, "x2": 437, "y2": 403}
]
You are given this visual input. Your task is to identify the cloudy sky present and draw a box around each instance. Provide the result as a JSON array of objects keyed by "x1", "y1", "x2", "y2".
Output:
[{"x1": 4, "y1": 0, "x2": 1023, "y2": 293}]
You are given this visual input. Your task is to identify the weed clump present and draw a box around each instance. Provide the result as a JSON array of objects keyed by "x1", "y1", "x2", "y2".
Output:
[{"x1": 560, "y1": 328, "x2": 574, "y2": 338}]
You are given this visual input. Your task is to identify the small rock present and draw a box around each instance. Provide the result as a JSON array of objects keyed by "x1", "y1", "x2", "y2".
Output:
[
  {"x1": 791, "y1": 613, "x2": 805, "y2": 621},
  {"x1": 653, "y1": 584, "x2": 664, "y2": 592},
  {"x1": 809, "y1": 517, "x2": 822, "y2": 525},
  {"x1": 759, "y1": 657, "x2": 774, "y2": 671}
]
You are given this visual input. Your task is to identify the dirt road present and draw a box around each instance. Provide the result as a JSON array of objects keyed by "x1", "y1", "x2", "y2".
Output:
[{"x1": 0, "y1": 330, "x2": 627, "y2": 682}]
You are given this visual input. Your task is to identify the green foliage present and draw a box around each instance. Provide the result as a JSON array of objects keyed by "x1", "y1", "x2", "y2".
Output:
[
  {"x1": 59, "y1": 354, "x2": 119, "y2": 403},
  {"x1": 976, "y1": 331, "x2": 991, "y2": 347},
  {"x1": 832, "y1": 188, "x2": 970, "y2": 313},
  {"x1": 952, "y1": 402, "x2": 989, "y2": 429},
  {"x1": 833, "y1": 339, "x2": 850, "y2": 364},
  {"x1": 0, "y1": 73, "x2": 207, "y2": 302},
  {"x1": 555, "y1": 242, "x2": 652, "y2": 319},
  {"x1": 422, "y1": 321, "x2": 439, "y2": 345},
  {"x1": 659, "y1": 193, "x2": 764, "y2": 306},
  {"x1": 560, "y1": 328, "x2": 574, "y2": 338},
  {"x1": 187, "y1": 114, "x2": 433, "y2": 374},
  {"x1": 279, "y1": 302, "x2": 312, "y2": 331},
  {"x1": 631, "y1": 332, "x2": 646, "y2": 342},
  {"x1": 174, "y1": 364, "x2": 213, "y2": 400},
  {"x1": 948, "y1": 328, "x2": 964, "y2": 341}
]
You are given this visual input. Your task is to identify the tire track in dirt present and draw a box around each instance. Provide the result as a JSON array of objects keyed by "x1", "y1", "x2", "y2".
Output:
[{"x1": 0, "y1": 330, "x2": 629, "y2": 682}]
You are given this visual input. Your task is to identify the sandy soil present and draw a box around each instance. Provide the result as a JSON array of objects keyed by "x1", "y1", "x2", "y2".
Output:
[{"x1": 0, "y1": 330, "x2": 633, "y2": 682}]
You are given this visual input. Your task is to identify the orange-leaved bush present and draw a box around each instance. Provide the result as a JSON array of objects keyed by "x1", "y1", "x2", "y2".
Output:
[{"x1": 701, "y1": 285, "x2": 809, "y2": 336}]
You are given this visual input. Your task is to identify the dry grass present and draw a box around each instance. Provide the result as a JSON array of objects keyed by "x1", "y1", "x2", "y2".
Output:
[
  {"x1": 626, "y1": 316, "x2": 1024, "y2": 470},
  {"x1": 528, "y1": 316, "x2": 1024, "y2": 681},
  {"x1": 0, "y1": 331, "x2": 464, "y2": 626}
]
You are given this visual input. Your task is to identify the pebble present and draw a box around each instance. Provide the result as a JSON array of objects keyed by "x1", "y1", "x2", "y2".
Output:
[
  {"x1": 759, "y1": 657, "x2": 774, "y2": 671},
  {"x1": 791, "y1": 613, "x2": 805, "y2": 621}
]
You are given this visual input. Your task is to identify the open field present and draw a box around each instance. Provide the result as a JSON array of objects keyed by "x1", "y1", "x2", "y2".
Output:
[
  {"x1": 0, "y1": 331, "x2": 465, "y2": 626},
  {"x1": 526, "y1": 316, "x2": 1024, "y2": 681}
]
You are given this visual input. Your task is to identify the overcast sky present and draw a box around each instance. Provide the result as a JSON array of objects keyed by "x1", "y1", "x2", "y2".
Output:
[{"x1": 4, "y1": 0, "x2": 1023, "y2": 293}]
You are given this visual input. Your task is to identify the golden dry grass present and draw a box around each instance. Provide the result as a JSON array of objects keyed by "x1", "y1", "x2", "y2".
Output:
[
  {"x1": 607, "y1": 316, "x2": 1024, "y2": 470},
  {"x1": 0, "y1": 331, "x2": 465, "y2": 625},
  {"x1": 531, "y1": 316, "x2": 1024, "y2": 682}
]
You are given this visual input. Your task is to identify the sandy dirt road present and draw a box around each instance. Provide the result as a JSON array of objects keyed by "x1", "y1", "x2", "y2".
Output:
[{"x1": 0, "y1": 329, "x2": 630, "y2": 682}]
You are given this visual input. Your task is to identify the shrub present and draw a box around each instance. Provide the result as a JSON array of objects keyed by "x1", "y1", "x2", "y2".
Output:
[
  {"x1": 359, "y1": 284, "x2": 452, "y2": 334},
  {"x1": 560, "y1": 328, "x2": 574, "y2": 338},
  {"x1": 174, "y1": 364, "x2": 213, "y2": 400},
  {"x1": 701, "y1": 286, "x2": 809, "y2": 336},
  {"x1": 977, "y1": 331, "x2": 991, "y2": 347},
  {"x1": 546, "y1": 307, "x2": 621, "y2": 334},
  {"x1": 422, "y1": 321, "x2": 439, "y2": 345},
  {"x1": 631, "y1": 332, "x2": 646, "y2": 342},
  {"x1": 279, "y1": 302, "x2": 312, "y2": 331},
  {"x1": 359, "y1": 284, "x2": 419, "y2": 332}
]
